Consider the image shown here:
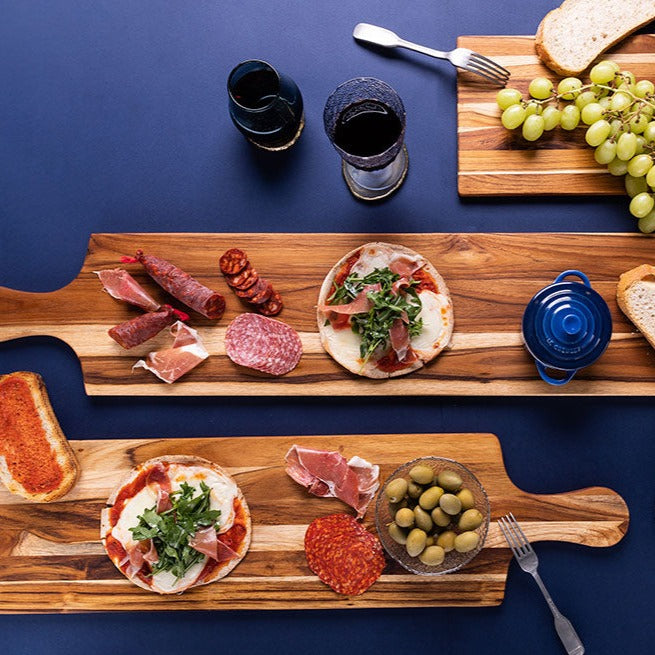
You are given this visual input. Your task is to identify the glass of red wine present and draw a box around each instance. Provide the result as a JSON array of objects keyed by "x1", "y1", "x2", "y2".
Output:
[
  {"x1": 323, "y1": 77, "x2": 408, "y2": 201},
  {"x1": 228, "y1": 60, "x2": 304, "y2": 151}
]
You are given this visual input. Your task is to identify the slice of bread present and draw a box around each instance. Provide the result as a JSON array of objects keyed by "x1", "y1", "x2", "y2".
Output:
[
  {"x1": 0, "y1": 371, "x2": 79, "y2": 502},
  {"x1": 535, "y1": 0, "x2": 655, "y2": 76},
  {"x1": 617, "y1": 264, "x2": 655, "y2": 350}
]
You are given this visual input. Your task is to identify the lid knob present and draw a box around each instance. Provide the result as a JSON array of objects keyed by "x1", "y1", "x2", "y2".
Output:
[{"x1": 561, "y1": 312, "x2": 582, "y2": 336}]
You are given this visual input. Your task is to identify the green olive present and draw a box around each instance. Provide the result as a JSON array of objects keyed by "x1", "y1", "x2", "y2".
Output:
[
  {"x1": 456, "y1": 488, "x2": 475, "y2": 510},
  {"x1": 407, "y1": 481, "x2": 423, "y2": 499},
  {"x1": 389, "y1": 498, "x2": 408, "y2": 513},
  {"x1": 406, "y1": 528, "x2": 427, "y2": 557},
  {"x1": 418, "y1": 486, "x2": 444, "y2": 510},
  {"x1": 454, "y1": 531, "x2": 480, "y2": 553},
  {"x1": 431, "y1": 507, "x2": 452, "y2": 527},
  {"x1": 409, "y1": 464, "x2": 434, "y2": 485},
  {"x1": 385, "y1": 478, "x2": 408, "y2": 503},
  {"x1": 425, "y1": 536, "x2": 435, "y2": 546},
  {"x1": 388, "y1": 522, "x2": 408, "y2": 545},
  {"x1": 436, "y1": 530, "x2": 457, "y2": 552},
  {"x1": 418, "y1": 545, "x2": 445, "y2": 566},
  {"x1": 437, "y1": 469, "x2": 463, "y2": 492},
  {"x1": 458, "y1": 508, "x2": 484, "y2": 531},
  {"x1": 439, "y1": 493, "x2": 462, "y2": 516},
  {"x1": 414, "y1": 506, "x2": 434, "y2": 532},
  {"x1": 395, "y1": 507, "x2": 415, "y2": 528}
]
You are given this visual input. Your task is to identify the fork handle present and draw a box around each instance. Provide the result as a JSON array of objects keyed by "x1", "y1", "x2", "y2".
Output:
[
  {"x1": 395, "y1": 38, "x2": 448, "y2": 61},
  {"x1": 532, "y1": 572, "x2": 585, "y2": 655}
]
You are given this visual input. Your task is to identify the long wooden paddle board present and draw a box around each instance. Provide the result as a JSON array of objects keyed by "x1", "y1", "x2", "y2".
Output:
[
  {"x1": 1, "y1": 233, "x2": 654, "y2": 396},
  {"x1": 0, "y1": 433, "x2": 628, "y2": 612},
  {"x1": 457, "y1": 34, "x2": 655, "y2": 196}
]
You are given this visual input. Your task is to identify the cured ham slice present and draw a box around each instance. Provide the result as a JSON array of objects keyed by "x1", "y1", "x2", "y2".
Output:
[
  {"x1": 389, "y1": 254, "x2": 424, "y2": 278},
  {"x1": 389, "y1": 318, "x2": 411, "y2": 362},
  {"x1": 284, "y1": 445, "x2": 380, "y2": 519},
  {"x1": 133, "y1": 322, "x2": 209, "y2": 384},
  {"x1": 320, "y1": 283, "x2": 381, "y2": 316},
  {"x1": 95, "y1": 269, "x2": 160, "y2": 312},
  {"x1": 189, "y1": 527, "x2": 239, "y2": 562}
]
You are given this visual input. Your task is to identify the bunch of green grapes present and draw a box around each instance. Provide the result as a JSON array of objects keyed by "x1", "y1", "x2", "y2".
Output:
[{"x1": 497, "y1": 60, "x2": 655, "y2": 233}]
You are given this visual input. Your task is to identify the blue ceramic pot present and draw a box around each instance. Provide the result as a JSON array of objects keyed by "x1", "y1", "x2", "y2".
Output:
[{"x1": 522, "y1": 270, "x2": 612, "y2": 386}]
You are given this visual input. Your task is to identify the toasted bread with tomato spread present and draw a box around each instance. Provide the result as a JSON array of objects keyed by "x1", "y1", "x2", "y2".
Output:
[{"x1": 0, "y1": 371, "x2": 78, "y2": 502}]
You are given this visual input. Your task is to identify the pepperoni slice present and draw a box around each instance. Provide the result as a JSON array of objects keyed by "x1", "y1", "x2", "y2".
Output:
[
  {"x1": 248, "y1": 279, "x2": 273, "y2": 305},
  {"x1": 258, "y1": 290, "x2": 284, "y2": 316},
  {"x1": 304, "y1": 514, "x2": 385, "y2": 596},
  {"x1": 225, "y1": 265, "x2": 259, "y2": 291},
  {"x1": 219, "y1": 249, "x2": 249, "y2": 275},
  {"x1": 235, "y1": 277, "x2": 269, "y2": 301}
]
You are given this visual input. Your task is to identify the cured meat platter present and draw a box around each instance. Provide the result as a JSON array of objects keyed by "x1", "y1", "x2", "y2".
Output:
[
  {"x1": 1, "y1": 232, "x2": 655, "y2": 396},
  {"x1": 457, "y1": 34, "x2": 655, "y2": 196},
  {"x1": 0, "y1": 432, "x2": 628, "y2": 612}
]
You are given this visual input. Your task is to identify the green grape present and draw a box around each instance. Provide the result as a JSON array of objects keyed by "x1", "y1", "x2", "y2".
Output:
[
  {"x1": 625, "y1": 174, "x2": 648, "y2": 198},
  {"x1": 598, "y1": 96, "x2": 611, "y2": 109},
  {"x1": 575, "y1": 91, "x2": 597, "y2": 109},
  {"x1": 607, "y1": 157, "x2": 629, "y2": 176},
  {"x1": 617, "y1": 82, "x2": 635, "y2": 94},
  {"x1": 501, "y1": 104, "x2": 527, "y2": 129},
  {"x1": 594, "y1": 140, "x2": 617, "y2": 164},
  {"x1": 528, "y1": 77, "x2": 553, "y2": 100},
  {"x1": 560, "y1": 105, "x2": 580, "y2": 130},
  {"x1": 619, "y1": 71, "x2": 637, "y2": 86},
  {"x1": 630, "y1": 114, "x2": 649, "y2": 134},
  {"x1": 591, "y1": 84, "x2": 609, "y2": 98},
  {"x1": 524, "y1": 101, "x2": 541, "y2": 116},
  {"x1": 610, "y1": 92, "x2": 633, "y2": 112},
  {"x1": 581, "y1": 102, "x2": 604, "y2": 125},
  {"x1": 644, "y1": 121, "x2": 655, "y2": 142},
  {"x1": 646, "y1": 166, "x2": 655, "y2": 188},
  {"x1": 629, "y1": 191, "x2": 654, "y2": 218},
  {"x1": 638, "y1": 209, "x2": 655, "y2": 233},
  {"x1": 607, "y1": 61, "x2": 621, "y2": 72},
  {"x1": 557, "y1": 77, "x2": 582, "y2": 100},
  {"x1": 627, "y1": 154, "x2": 654, "y2": 177},
  {"x1": 590, "y1": 61, "x2": 617, "y2": 85},
  {"x1": 542, "y1": 106, "x2": 561, "y2": 131},
  {"x1": 635, "y1": 80, "x2": 655, "y2": 98},
  {"x1": 609, "y1": 119, "x2": 623, "y2": 137},
  {"x1": 522, "y1": 114, "x2": 545, "y2": 141},
  {"x1": 617, "y1": 132, "x2": 638, "y2": 160},
  {"x1": 585, "y1": 120, "x2": 611, "y2": 146},
  {"x1": 497, "y1": 88, "x2": 522, "y2": 110},
  {"x1": 636, "y1": 135, "x2": 646, "y2": 154}
]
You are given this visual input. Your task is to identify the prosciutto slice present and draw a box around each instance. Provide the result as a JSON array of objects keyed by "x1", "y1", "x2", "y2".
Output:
[
  {"x1": 189, "y1": 527, "x2": 239, "y2": 562},
  {"x1": 284, "y1": 445, "x2": 380, "y2": 519},
  {"x1": 95, "y1": 269, "x2": 160, "y2": 312},
  {"x1": 146, "y1": 462, "x2": 173, "y2": 513},
  {"x1": 133, "y1": 322, "x2": 209, "y2": 384},
  {"x1": 389, "y1": 318, "x2": 411, "y2": 362},
  {"x1": 389, "y1": 254, "x2": 424, "y2": 278},
  {"x1": 320, "y1": 283, "x2": 381, "y2": 316}
]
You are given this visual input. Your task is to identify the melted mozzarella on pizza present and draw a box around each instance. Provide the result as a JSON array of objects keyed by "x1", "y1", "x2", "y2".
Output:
[{"x1": 410, "y1": 290, "x2": 451, "y2": 357}]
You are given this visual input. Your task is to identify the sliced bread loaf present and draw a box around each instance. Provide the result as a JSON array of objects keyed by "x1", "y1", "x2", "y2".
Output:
[
  {"x1": 617, "y1": 264, "x2": 655, "y2": 350},
  {"x1": 535, "y1": 0, "x2": 655, "y2": 76}
]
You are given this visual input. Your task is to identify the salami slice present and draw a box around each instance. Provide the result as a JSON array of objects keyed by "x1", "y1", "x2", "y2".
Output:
[
  {"x1": 219, "y1": 248, "x2": 249, "y2": 275},
  {"x1": 304, "y1": 514, "x2": 385, "y2": 596},
  {"x1": 258, "y1": 290, "x2": 284, "y2": 316},
  {"x1": 225, "y1": 264, "x2": 259, "y2": 291},
  {"x1": 247, "y1": 279, "x2": 273, "y2": 305},
  {"x1": 225, "y1": 313, "x2": 302, "y2": 376},
  {"x1": 108, "y1": 305, "x2": 188, "y2": 349},
  {"x1": 234, "y1": 276, "x2": 270, "y2": 302},
  {"x1": 124, "y1": 250, "x2": 226, "y2": 320}
]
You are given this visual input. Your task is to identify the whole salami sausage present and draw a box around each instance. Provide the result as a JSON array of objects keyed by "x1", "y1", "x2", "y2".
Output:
[
  {"x1": 122, "y1": 250, "x2": 225, "y2": 320},
  {"x1": 108, "y1": 305, "x2": 189, "y2": 349}
]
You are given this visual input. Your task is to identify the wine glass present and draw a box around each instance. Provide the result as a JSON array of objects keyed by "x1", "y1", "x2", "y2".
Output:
[
  {"x1": 228, "y1": 60, "x2": 304, "y2": 151},
  {"x1": 323, "y1": 77, "x2": 408, "y2": 200}
]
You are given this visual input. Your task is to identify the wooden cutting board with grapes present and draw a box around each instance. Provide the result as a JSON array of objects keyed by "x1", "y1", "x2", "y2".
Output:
[{"x1": 457, "y1": 34, "x2": 655, "y2": 231}]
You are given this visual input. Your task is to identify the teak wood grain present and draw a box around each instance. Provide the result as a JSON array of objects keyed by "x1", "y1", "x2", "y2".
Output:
[
  {"x1": 1, "y1": 232, "x2": 655, "y2": 396},
  {"x1": 457, "y1": 34, "x2": 655, "y2": 196},
  {"x1": 0, "y1": 433, "x2": 628, "y2": 613}
]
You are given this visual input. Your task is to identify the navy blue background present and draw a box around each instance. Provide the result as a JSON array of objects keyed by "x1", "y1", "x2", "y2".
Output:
[{"x1": 1, "y1": 1, "x2": 653, "y2": 653}]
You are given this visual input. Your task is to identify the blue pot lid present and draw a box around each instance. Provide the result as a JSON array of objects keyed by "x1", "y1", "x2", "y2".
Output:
[{"x1": 522, "y1": 270, "x2": 612, "y2": 371}]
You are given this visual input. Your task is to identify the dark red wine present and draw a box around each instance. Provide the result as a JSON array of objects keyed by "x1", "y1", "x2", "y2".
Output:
[
  {"x1": 333, "y1": 100, "x2": 402, "y2": 157},
  {"x1": 232, "y1": 68, "x2": 279, "y2": 109}
]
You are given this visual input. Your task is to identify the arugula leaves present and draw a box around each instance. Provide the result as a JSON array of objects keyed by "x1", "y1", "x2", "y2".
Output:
[
  {"x1": 129, "y1": 481, "x2": 221, "y2": 580},
  {"x1": 328, "y1": 267, "x2": 423, "y2": 362}
]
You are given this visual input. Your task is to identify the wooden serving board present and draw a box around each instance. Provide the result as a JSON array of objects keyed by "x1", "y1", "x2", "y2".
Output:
[
  {"x1": 457, "y1": 34, "x2": 655, "y2": 196},
  {"x1": 0, "y1": 433, "x2": 628, "y2": 613},
  {"x1": 2, "y1": 232, "x2": 655, "y2": 396}
]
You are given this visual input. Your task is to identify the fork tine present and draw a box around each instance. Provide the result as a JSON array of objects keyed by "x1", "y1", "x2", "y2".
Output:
[
  {"x1": 505, "y1": 515, "x2": 529, "y2": 555},
  {"x1": 468, "y1": 51, "x2": 511, "y2": 78},
  {"x1": 498, "y1": 515, "x2": 521, "y2": 555},
  {"x1": 463, "y1": 62, "x2": 507, "y2": 87},
  {"x1": 509, "y1": 512, "x2": 534, "y2": 553},
  {"x1": 499, "y1": 514, "x2": 526, "y2": 556},
  {"x1": 466, "y1": 56, "x2": 510, "y2": 83}
]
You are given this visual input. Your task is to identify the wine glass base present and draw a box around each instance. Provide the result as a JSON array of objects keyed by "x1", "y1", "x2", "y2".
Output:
[
  {"x1": 247, "y1": 113, "x2": 305, "y2": 152},
  {"x1": 341, "y1": 145, "x2": 408, "y2": 201}
]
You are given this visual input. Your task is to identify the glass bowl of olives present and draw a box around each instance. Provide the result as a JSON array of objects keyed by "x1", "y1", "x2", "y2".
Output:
[{"x1": 375, "y1": 457, "x2": 490, "y2": 575}]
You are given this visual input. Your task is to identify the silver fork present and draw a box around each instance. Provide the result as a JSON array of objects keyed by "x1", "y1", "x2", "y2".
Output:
[
  {"x1": 498, "y1": 513, "x2": 585, "y2": 655},
  {"x1": 353, "y1": 23, "x2": 510, "y2": 87}
]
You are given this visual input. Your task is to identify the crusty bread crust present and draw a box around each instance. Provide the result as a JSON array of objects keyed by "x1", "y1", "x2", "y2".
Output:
[
  {"x1": 535, "y1": 0, "x2": 655, "y2": 76},
  {"x1": 0, "y1": 371, "x2": 78, "y2": 502},
  {"x1": 316, "y1": 242, "x2": 454, "y2": 379},
  {"x1": 617, "y1": 264, "x2": 655, "y2": 350},
  {"x1": 101, "y1": 455, "x2": 251, "y2": 594}
]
